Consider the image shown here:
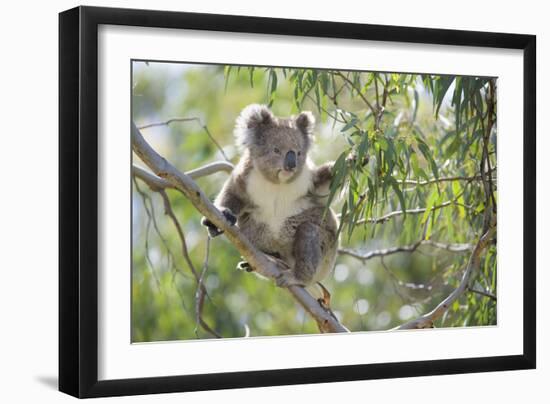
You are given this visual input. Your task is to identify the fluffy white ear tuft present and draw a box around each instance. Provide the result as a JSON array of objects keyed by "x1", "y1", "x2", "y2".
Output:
[{"x1": 234, "y1": 104, "x2": 274, "y2": 149}]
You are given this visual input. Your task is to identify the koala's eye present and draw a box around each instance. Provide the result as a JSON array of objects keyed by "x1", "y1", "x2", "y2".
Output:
[{"x1": 273, "y1": 148, "x2": 281, "y2": 154}]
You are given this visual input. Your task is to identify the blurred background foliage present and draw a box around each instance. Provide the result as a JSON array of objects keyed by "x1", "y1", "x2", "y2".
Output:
[{"x1": 132, "y1": 61, "x2": 497, "y2": 342}]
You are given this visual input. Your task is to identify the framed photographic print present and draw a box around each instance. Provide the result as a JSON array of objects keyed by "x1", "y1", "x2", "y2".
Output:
[{"x1": 59, "y1": 6, "x2": 536, "y2": 398}]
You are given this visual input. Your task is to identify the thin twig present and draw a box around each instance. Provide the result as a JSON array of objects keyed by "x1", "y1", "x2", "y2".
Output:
[
  {"x1": 398, "y1": 171, "x2": 497, "y2": 186},
  {"x1": 334, "y1": 71, "x2": 377, "y2": 115},
  {"x1": 395, "y1": 226, "x2": 496, "y2": 329},
  {"x1": 468, "y1": 286, "x2": 497, "y2": 301},
  {"x1": 138, "y1": 117, "x2": 230, "y2": 161},
  {"x1": 382, "y1": 74, "x2": 389, "y2": 109},
  {"x1": 347, "y1": 200, "x2": 473, "y2": 225},
  {"x1": 339, "y1": 173, "x2": 476, "y2": 226},
  {"x1": 338, "y1": 239, "x2": 473, "y2": 261},
  {"x1": 158, "y1": 191, "x2": 198, "y2": 279},
  {"x1": 138, "y1": 117, "x2": 200, "y2": 130},
  {"x1": 133, "y1": 178, "x2": 162, "y2": 289},
  {"x1": 374, "y1": 73, "x2": 380, "y2": 111},
  {"x1": 304, "y1": 93, "x2": 350, "y2": 126},
  {"x1": 157, "y1": 189, "x2": 220, "y2": 338},
  {"x1": 194, "y1": 237, "x2": 221, "y2": 338},
  {"x1": 380, "y1": 256, "x2": 417, "y2": 303}
]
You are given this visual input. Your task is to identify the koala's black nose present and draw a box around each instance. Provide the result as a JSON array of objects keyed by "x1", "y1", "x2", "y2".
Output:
[{"x1": 284, "y1": 150, "x2": 297, "y2": 170}]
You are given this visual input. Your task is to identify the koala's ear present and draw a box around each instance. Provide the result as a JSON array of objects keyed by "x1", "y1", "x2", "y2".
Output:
[
  {"x1": 295, "y1": 111, "x2": 315, "y2": 137},
  {"x1": 234, "y1": 104, "x2": 274, "y2": 149},
  {"x1": 239, "y1": 104, "x2": 274, "y2": 129}
]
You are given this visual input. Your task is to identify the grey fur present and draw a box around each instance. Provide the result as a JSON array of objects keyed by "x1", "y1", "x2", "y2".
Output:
[{"x1": 203, "y1": 104, "x2": 338, "y2": 288}]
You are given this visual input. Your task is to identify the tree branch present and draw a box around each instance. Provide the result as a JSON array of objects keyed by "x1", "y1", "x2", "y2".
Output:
[
  {"x1": 394, "y1": 226, "x2": 496, "y2": 329},
  {"x1": 133, "y1": 162, "x2": 234, "y2": 191},
  {"x1": 133, "y1": 165, "x2": 171, "y2": 190},
  {"x1": 138, "y1": 117, "x2": 201, "y2": 130},
  {"x1": 344, "y1": 200, "x2": 472, "y2": 225},
  {"x1": 338, "y1": 239, "x2": 473, "y2": 261},
  {"x1": 132, "y1": 122, "x2": 349, "y2": 333},
  {"x1": 398, "y1": 171, "x2": 497, "y2": 186},
  {"x1": 468, "y1": 286, "x2": 497, "y2": 301},
  {"x1": 194, "y1": 237, "x2": 219, "y2": 337}
]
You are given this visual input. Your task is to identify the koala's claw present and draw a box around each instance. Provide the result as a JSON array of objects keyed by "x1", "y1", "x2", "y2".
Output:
[
  {"x1": 222, "y1": 208, "x2": 237, "y2": 226},
  {"x1": 202, "y1": 223, "x2": 223, "y2": 238},
  {"x1": 202, "y1": 220, "x2": 223, "y2": 238},
  {"x1": 317, "y1": 282, "x2": 332, "y2": 309},
  {"x1": 237, "y1": 260, "x2": 253, "y2": 272},
  {"x1": 201, "y1": 208, "x2": 237, "y2": 238}
]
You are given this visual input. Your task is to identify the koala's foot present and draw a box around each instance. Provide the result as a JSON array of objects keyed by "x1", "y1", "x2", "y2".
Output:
[
  {"x1": 275, "y1": 270, "x2": 304, "y2": 288},
  {"x1": 262, "y1": 254, "x2": 301, "y2": 288},
  {"x1": 201, "y1": 208, "x2": 237, "y2": 238},
  {"x1": 267, "y1": 251, "x2": 282, "y2": 260},
  {"x1": 237, "y1": 260, "x2": 253, "y2": 272}
]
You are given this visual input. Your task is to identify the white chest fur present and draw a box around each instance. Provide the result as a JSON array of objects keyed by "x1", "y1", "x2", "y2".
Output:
[{"x1": 246, "y1": 165, "x2": 313, "y2": 236}]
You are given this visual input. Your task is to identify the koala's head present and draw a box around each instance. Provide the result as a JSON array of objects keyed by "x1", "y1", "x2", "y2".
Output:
[{"x1": 234, "y1": 104, "x2": 315, "y2": 184}]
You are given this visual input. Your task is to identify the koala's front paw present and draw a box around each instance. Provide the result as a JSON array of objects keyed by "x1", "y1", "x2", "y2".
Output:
[
  {"x1": 346, "y1": 150, "x2": 370, "y2": 168},
  {"x1": 201, "y1": 217, "x2": 223, "y2": 237},
  {"x1": 221, "y1": 208, "x2": 237, "y2": 226},
  {"x1": 201, "y1": 208, "x2": 237, "y2": 238}
]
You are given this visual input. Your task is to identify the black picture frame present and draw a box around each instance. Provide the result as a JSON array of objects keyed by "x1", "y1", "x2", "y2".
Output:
[{"x1": 59, "y1": 5, "x2": 536, "y2": 398}]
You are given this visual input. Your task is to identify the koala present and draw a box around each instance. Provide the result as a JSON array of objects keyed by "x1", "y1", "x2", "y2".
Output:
[{"x1": 202, "y1": 104, "x2": 338, "y2": 300}]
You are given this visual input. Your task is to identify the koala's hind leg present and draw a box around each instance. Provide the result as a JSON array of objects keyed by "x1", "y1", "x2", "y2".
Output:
[{"x1": 292, "y1": 222, "x2": 323, "y2": 286}]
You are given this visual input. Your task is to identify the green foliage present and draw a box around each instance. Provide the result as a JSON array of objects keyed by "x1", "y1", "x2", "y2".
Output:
[{"x1": 132, "y1": 61, "x2": 497, "y2": 341}]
